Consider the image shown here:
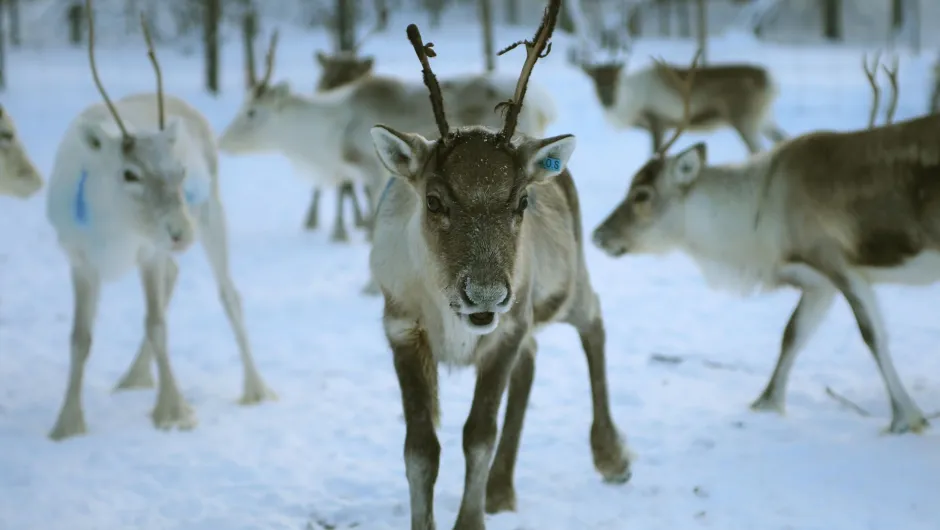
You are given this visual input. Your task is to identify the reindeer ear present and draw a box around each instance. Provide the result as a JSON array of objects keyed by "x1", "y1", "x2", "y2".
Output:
[
  {"x1": 671, "y1": 142, "x2": 706, "y2": 186},
  {"x1": 162, "y1": 117, "x2": 183, "y2": 146},
  {"x1": 315, "y1": 51, "x2": 329, "y2": 66},
  {"x1": 370, "y1": 125, "x2": 431, "y2": 181},
  {"x1": 361, "y1": 56, "x2": 375, "y2": 72},
  {"x1": 520, "y1": 134, "x2": 577, "y2": 182},
  {"x1": 78, "y1": 119, "x2": 114, "y2": 152}
]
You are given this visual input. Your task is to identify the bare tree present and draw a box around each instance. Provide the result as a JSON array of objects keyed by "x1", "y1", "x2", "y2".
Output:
[
  {"x1": 0, "y1": 0, "x2": 5, "y2": 90},
  {"x1": 891, "y1": 0, "x2": 903, "y2": 31},
  {"x1": 696, "y1": 0, "x2": 707, "y2": 63},
  {"x1": 336, "y1": 0, "x2": 356, "y2": 51},
  {"x1": 656, "y1": 0, "x2": 671, "y2": 36},
  {"x1": 205, "y1": 0, "x2": 221, "y2": 94},
  {"x1": 677, "y1": 0, "x2": 691, "y2": 37},
  {"x1": 67, "y1": 1, "x2": 84, "y2": 46},
  {"x1": 821, "y1": 0, "x2": 842, "y2": 41},
  {"x1": 8, "y1": 0, "x2": 19, "y2": 47},
  {"x1": 505, "y1": 0, "x2": 520, "y2": 25},
  {"x1": 242, "y1": 0, "x2": 258, "y2": 89},
  {"x1": 480, "y1": 0, "x2": 495, "y2": 71}
]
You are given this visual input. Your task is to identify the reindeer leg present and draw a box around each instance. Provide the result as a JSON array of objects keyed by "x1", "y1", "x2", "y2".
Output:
[
  {"x1": 453, "y1": 334, "x2": 524, "y2": 530},
  {"x1": 330, "y1": 182, "x2": 351, "y2": 243},
  {"x1": 49, "y1": 265, "x2": 101, "y2": 441},
  {"x1": 140, "y1": 256, "x2": 196, "y2": 430},
  {"x1": 485, "y1": 335, "x2": 536, "y2": 514},
  {"x1": 387, "y1": 312, "x2": 440, "y2": 530},
  {"x1": 303, "y1": 187, "x2": 321, "y2": 231},
  {"x1": 566, "y1": 289, "x2": 632, "y2": 484},
  {"x1": 113, "y1": 257, "x2": 179, "y2": 391},
  {"x1": 819, "y1": 266, "x2": 928, "y2": 434},
  {"x1": 732, "y1": 121, "x2": 763, "y2": 154},
  {"x1": 751, "y1": 278, "x2": 836, "y2": 413},
  {"x1": 350, "y1": 182, "x2": 367, "y2": 228},
  {"x1": 648, "y1": 116, "x2": 664, "y2": 155},
  {"x1": 199, "y1": 199, "x2": 276, "y2": 404}
]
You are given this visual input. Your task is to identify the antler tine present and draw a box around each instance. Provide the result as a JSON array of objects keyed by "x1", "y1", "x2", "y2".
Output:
[
  {"x1": 405, "y1": 24, "x2": 450, "y2": 140},
  {"x1": 654, "y1": 47, "x2": 703, "y2": 156},
  {"x1": 258, "y1": 29, "x2": 280, "y2": 88},
  {"x1": 139, "y1": 13, "x2": 165, "y2": 131},
  {"x1": 882, "y1": 53, "x2": 899, "y2": 125},
  {"x1": 353, "y1": 2, "x2": 388, "y2": 53},
  {"x1": 495, "y1": 0, "x2": 563, "y2": 144},
  {"x1": 862, "y1": 51, "x2": 882, "y2": 129},
  {"x1": 85, "y1": 0, "x2": 132, "y2": 147}
]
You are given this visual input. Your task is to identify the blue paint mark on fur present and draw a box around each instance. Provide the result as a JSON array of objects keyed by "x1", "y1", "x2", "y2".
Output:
[
  {"x1": 376, "y1": 177, "x2": 396, "y2": 213},
  {"x1": 183, "y1": 174, "x2": 211, "y2": 207},
  {"x1": 74, "y1": 170, "x2": 89, "y2": 226}
]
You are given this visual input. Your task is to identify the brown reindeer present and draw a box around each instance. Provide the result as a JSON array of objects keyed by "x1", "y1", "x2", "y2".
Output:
[
  {"x1": 592, "y1": 50, "x2": 935, "y2": 435},
  {"x1": 573, "y1": 38, "x2": 787, "y2": 155},
  {"x1": 368, "y1": 4, "x2": 631, "y2": 529}
]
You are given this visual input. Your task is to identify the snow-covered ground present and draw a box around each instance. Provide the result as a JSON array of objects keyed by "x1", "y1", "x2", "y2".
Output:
[{"x1": 1, "y1": 13, "x2": 939, "y2": 530}]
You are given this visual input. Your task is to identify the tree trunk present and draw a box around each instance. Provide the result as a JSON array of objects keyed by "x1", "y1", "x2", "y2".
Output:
[
  {"x1": 242, "y1": 3, "x2": 258, "y2": 89},
  {"x1": 0, "y1": 0, "x2": 6, "y2": 90},
  {"x1": 677, "y1": 0, "x2": 691, "y2": 37},
  {"x1": 337, "y1": 0, "x2": 356, "y2": 51},
  {"x1": 891, "y1": 0, "x2": 903, "y2": 30},
  {"x1": 480, "y1": 0, "x2": 495, "y2": 72},
  {"x1": 205, "y1": 0, "x2": 221, "y2": 94},
  {"x1": 67, "y1": 2, "x2": 83, "y2": 46},
  {"x1": 821, "y1": 0, "x2": 842, "y2": 41},
  {"x1": 505, "y1": 0, "x2": 519, "y2": 25},
  {"x1": 627, "y1": 4, "x2": 642, "y2": 37},
  {"x1": 426, "y1": 0, "x2": 444, "y2": 28},
  {"x1": 8, "y1": 0, "x2": 19, "y2": 47},
  {"x1": 695, "y1": 0, "x2": 707, "y2": 62},
  {"x1": 657, "y1": 0, "x2": 671, "y2": 37},
  {"x1": 375, "y1": 0, "x2": 389, "y2": 29}
]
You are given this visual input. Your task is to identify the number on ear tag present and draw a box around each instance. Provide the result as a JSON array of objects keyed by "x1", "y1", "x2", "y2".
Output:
[{"x1": 541, "y1": 157, "x2": 562, "y2": 171}]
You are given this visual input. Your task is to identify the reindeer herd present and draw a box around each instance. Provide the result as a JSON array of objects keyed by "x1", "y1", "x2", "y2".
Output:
[{"x1": 1, "y1": 0, "x2": 938, "y2": 526}]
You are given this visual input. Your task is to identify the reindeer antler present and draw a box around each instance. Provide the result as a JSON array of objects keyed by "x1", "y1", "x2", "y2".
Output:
[
  {"x1": 139, "y1": 13, "x2": 165, "y2": 131},
  {"x1": 882, "y1": 54, "x2": 899, "y2": 125},
  {"x1": 406, "y1": 24, "x2": 449, "y2": 141},
  {"x1": 495, "y1": 0, "x2": 562, "y2": 145},
  {"x1": 256, "y1": 29, "x2": 280, "y2": 91},
  {"x1": 85, "y1": 0, "x2": 132, "y2": 149},
  {"x1": 652, "y1": 47, "x2": 703, "y2": 157},
  {"x1": 863, "y1": 51, "x2": 882, "y2": 129}
]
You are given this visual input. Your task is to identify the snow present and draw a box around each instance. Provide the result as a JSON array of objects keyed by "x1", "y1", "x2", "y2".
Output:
[{"x1": 2, "y1": 14, "x2": 940, "y2": 530}]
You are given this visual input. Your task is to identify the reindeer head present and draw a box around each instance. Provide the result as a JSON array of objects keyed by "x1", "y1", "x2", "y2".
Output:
[
  {"x1": 570, "y1": 29, "x2": 631, "y2": 109},
  {"x1": 314, "y1": 50, "x2": 375, "y2": 92},
  {"x1": 218, "y1": 31, "x2": 289, "y2": 154},
  {"x1": 371, "y1": 4, "x2": 569, "y2": 335},
  {"x1": 592, "y1": 49, "x2": 704, "y2": 258},
  {"x1": 0, "y1": 105, "x2": 44, "y2": 198},
  {"x1": 79, "y1": 0, "x2": 194, "y2": 252}
]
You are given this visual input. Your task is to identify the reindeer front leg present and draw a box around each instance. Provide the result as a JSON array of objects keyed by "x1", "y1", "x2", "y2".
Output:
[
  {"x1": 303, "y1": 187, "x2": 321, "y2": 230},
  {"x1": 49, "y1": 264, "x2": 101, "y2": 441},
  {"x1": 140, "y1": 257, "x2": 196, "y2": 430},
  {"x1": 387, "y1": 314, "x2": 441, "y2": 530},
  {"x1": 113, "y1": 256, "x2": 179, "y2": 391},
  {"x1": 453, "y1": 335, "x2": 524, "y2": 530}
]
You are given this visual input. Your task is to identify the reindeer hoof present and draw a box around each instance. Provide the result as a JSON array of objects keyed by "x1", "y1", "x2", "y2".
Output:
[
  {"x1": 749, "y1": 393, "x2": 785, "y2": 415},
  {"x1": 485, "y1": 480, "x2": 517, "y2": 514},
  {"x1": 883, "y1": 413, "x2": 929, "y2": 435},
  {"x1": 591, "y1": 424, "x2": 633, "y2": 484},
  {"x1": 239, "y1": 379, "x2": 278, "y2": 405},
  {"x1": 151, "y1": 394, "x2": 197, "y2": 431},
  {"x1": 48, "y1": 409, "x2": 88, "y2": 441},
  {"x1": 113, "y1": 368, "x2": 155, "y2": 391}
]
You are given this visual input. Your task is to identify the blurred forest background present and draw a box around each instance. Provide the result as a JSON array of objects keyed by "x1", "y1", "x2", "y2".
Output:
[{"x1": 0, "y1": 0, "x2": 934, "y2": 108}]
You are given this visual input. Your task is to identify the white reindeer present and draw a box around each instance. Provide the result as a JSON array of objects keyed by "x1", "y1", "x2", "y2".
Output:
[
  {"x1": 0, "y1": 105, "x2": 43, "y2": 199},
  {"x1": 45, "y1": 3, "x2": 274, "y2": 441},
  {"x1": 217, "y1": 31, "x2": 558, "y2": 243}
]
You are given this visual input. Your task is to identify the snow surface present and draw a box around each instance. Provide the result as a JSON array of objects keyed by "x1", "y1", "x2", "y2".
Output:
[{"x1": 1, "y1": 15, "x2": 939, "y2": 530}]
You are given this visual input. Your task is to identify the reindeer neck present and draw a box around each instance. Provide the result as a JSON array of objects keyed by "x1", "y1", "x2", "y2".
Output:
[{"x1": 273, "y1": 92, "x2": 349, "y2": 162}]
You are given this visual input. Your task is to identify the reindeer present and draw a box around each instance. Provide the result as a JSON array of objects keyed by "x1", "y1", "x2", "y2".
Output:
[
  {"x1": 592, "y1": 49, "x2": 935, "y2": 435},
  {"x1": 218, "y1": 29, "x2": 558, "y2": 247},
  {"x1": 45, "y1": 1, "x2": 274, "y2": 441},
  {"x1": 572, "y1": 39, "x2": 788, "y2": 155},
  {"x1": 368, "y1": 7, "x2": 631, "y2": 529},
  {"x1": 0, "y1": 105, "x2": 44, "y2": 199}
]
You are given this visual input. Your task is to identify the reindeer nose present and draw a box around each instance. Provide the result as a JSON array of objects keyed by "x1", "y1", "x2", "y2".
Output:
[
  {"x1": 592, "y1": 227, "x2": 608, "y2": 248},
  {"x1": 461, "y1": 277, "x2": 512, "y2": 309}
]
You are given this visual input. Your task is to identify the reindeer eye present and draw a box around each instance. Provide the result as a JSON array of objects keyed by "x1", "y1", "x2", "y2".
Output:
[
  {"x1": 632, "y1": 189, "x2": 651, "y2": 203},
  {"x1": 123, "y1": 170, "x2": 141, "y2": 183},
  {"x1": 426, "y1": 195, "x2": 443, "y2": 213},
  {"x1": 246, "y1": 109, "x2": 256, "y2": 118},
  {"x1": 517, "y1": 195, "x2": 529, "y2": 213}
]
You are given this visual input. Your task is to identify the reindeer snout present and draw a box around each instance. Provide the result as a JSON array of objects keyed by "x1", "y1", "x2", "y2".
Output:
[
  {"x1": 460, "y1": 276, "x2": 512, "y2": 313},
  {"x1": 592, "y1": 225, "x2": 628, "y2": 257},
  {"x1": 164, "y1": 216, "x2": 196, "y2": 252}
]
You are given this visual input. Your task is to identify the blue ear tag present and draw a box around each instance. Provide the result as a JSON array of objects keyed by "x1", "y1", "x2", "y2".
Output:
[
  {"x1": 74, "y1": 169, "x2": 89, "y2": 226},
  {"x1": 541, "y1": 157, "x2": 561, "y2": 171}
]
